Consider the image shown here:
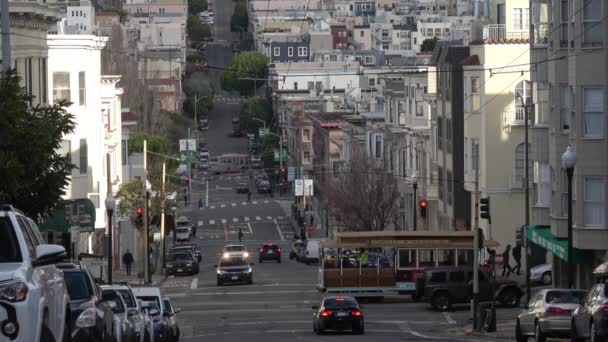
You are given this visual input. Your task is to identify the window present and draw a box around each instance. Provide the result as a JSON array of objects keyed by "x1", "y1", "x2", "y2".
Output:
[
  {"x1": 364, "y1": 56, "x2": 374, "y2": 65},
  {"x1": 78, "y1": 71, "x2": 85, "y2": 106},
  {"x1": 470, "y1": 76, "x2": 480, "y2": 111},
  {"x1": 297, "y1": 47, "x2": 308, "y2": 57},
  {"x1": 369, "y1": 78, "x2": 375, "y2": 87},
  {"x1": 514, "y1": 143, "x2": 531, "y2": 187},
  {"x1": 303, "y1": 151, "x2": 311, "y2": 164},
  {"x1": 53, "y1": 72, "x2": 70, "y2": 102},
  {"x1": 374, "y1": 134, "x2": 383, "y2": 159},
  {"x1": 418, "y1": 249, "x2": 435, "y2": 267},
  {"x1": 293, "y1": 82, "x2": 298, "y2": 90},
  {"x1": 584, "y1": 177, "x2": 604, "y2": 226},
  {"x1": 330, "y1": 55, "x2": 337, "y2": 62},
  {"x1": 307, "y1": 81, "x2": 314, "y2": 90},
  {"x1": 560, "y1": 85, "x2": 571, "y2": 130},
  {"x1": 303, "y1": 128, "x2": 311, "y2": 142},
  {"x1": 121, "y1": 139, "x2": 128, "y2": 165},
  {"x1": 471, "y1": 138, "x2": 479, "y2": 171},
  {"x1": 437, "y1": 118, "x2": 443, "y2": 150},
  {"x1": 450, "y1": 271, "x2": 465, "y2": 282},
  {"x1": 515, "y1": 80, "x2": 532, "y2": 122},
  {"x1": 398, "y1": 249, "x2": 416, "y2": 267},
  {"x1": 583, "y1": 88, "x2": 604, "y2": 137},
  {"x1": 534, "y1": 162, "x2": 551, "y2": 207},
  {"x1": 512, "y1": 8, "x2": 529, "y2": 31},
  {"x1": 429, "y1": 271, "x2": 447, "y2": 282},
  {"x1": 560, "y1": 0, "x2": 568, "y2": 47},
  {"x1": 79, "y1": 139, "x2": 87, "y2": 175},
  {"x1": 315, "y1": 81, "x2": 322, "y2": 91},
  {"x1": 360, "y1": 30, "x2": 364, "y2": 37},
  {"x1": 273, "y1": 47, "x2": 280, "y2": 56},
  {"x1": 287, "y1": 47, "x2": 293, "y2": 57},
  {"x1": 583, "y1": 0, "x2": 602, "y2": 46}
]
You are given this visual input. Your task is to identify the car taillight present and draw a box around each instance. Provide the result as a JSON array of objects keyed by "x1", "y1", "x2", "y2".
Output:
[
  {"x1": 412, "y1": 269, "x2": 425, "y2": 279},
  {"x1": 600, "y1": 304, "x2": 608, "y2": 312},
  {"x1": 546, "y1": 307, "x2": 572, "y2": 315},
  {"x1": 278, "y1": 248, "x2": 282, "y2": 252},
  {"x1": 351, "y1": 310, "x2": 362, "y2": 317},
  {"x1": 320, "y1": 310, "x2": 332, "y2": 317},
  {"x1": 259, "y1": 248, "x2": 264, "y2": 252}
]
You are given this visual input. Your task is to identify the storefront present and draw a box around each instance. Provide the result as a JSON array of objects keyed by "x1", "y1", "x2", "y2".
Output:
[{"x1": 39, "y1": 199, "x2": 96, "y2": 258}]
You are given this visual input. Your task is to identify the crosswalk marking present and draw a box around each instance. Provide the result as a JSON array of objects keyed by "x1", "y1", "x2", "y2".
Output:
[
  {"x1": 252, "y1": 201, "x2": 258, "y2": 204},
  {"x1": 242, "y1": 202, "x2": 247, "y2": 205},
  {"x1": 221, "y1": 219, "x2": 227, "y2": 224},
  {"x1": 198, "y1": 221, "x2": 203, "y2": 226},
  {"x1": 244, "y1": 217, "x2": 250, "y2": 221},
  {"x1": 231, "y1": 203, "x2": 237, "y2": 207},
  {"x1": 209, "y1": 219, "x2": 215, "y2": 225},
  {"x1": 256, "y1": 216, "x2": 261, "y2": 221},
  {"x1": 233, "y1": 218, "x2": 238, "y2": 222},
  {"x1": 266, "y1": 216, "x2": 272, "y2": 220},
  {"x1": 210, "y1": 206, "x2": 216, "y2": 209},
  {"x1": 264, "y1": 200, "x2": 269, "y2": 204},
  {"x1": 221, "y1": 204, "x2": 226, "y2": 208}
]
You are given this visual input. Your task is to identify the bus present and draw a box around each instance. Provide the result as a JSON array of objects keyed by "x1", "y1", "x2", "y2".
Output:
[{"x1": 317, "y1": 231, "x2": 498, "y2": 298}]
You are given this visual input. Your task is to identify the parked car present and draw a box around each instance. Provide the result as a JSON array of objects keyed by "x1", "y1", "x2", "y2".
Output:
[
  {"x1": 530, "y1": 263, "x2": 553, "y2": 285},
  {"x1": 0, "y1": 205, "x2": 71, "y2": 342},
  {"x1": 172, "y1": 244, "x2": 201, "y2": 262},
  {"x1": 106, "y1": 284, "x2": 147, "y2": 342},
  {"x1": 176, "y1": 217, "x2": 194, "y2": 235},
  {"x1": 175, "y1": 227, "x2": 191, "y2": 242},
  {"x1": 215, "y1": 255, "x2": 254, "y2": 286},
  {"x1": 166, "y1": 251, "x2": 199, "y2": 276},
  {"x1": 571, "y1": 280, "x2": 608, "y2": 342},
  {"x1": 236, "y1": 182, "x2": 249, "y2": 194},
  {"x1": 141, "y1": 302, "x2": 169, "y2": 342},
  {"x1": 57, "y1": 262, "x2": 116, "y2": 342},
  {"x1": 418, "y1": 266, "x2": 522, "y2": 311},
  {"x1": 312, "y1": 295, "x2": 364, "y2": 335},
  {"x1": 101, "y1": 289, "x2": 138, "y2": 342},
  {"x1": 258, "y1": 243, "x2": 282, "y2": 263},
  {"x1": 515, "y1": 288, "x2": 586, "y2": 342},
  {"x1": 162, "y1": 297, "x2": 181, "y2": 342}
]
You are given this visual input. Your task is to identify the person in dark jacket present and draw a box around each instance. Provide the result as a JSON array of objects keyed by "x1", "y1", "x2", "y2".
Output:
[
  {"x1": 123, "y1": 250, "x2": 134, "y2": 276},
  {"x1": 512, "y1": 245, "x2": 522, "y2": 275},
  {"x1": 501, "y1": 245, "x2": 513, "y2": 278}
]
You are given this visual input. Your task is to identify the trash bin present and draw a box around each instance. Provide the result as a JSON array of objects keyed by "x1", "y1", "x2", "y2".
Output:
[{"x1": 477, "y1": 302, "x2": 496, "y2": 332}]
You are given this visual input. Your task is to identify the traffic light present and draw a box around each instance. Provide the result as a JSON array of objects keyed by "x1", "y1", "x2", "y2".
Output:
[
  {"x1": 477, "y1": 228, "x2": 484, "y2": 250},
  {"x1": 480, "y1": 197, "x2": 491, "y2": 223},
  {"x1": 135, "y1": 207, "x2": 143, "y2": 227},
  {"x1": 279, "y1": 167, "x2": 287, "y2": 182},
  {"x1": 419, "y1": 200, "x2": 428, "y2": 218},
  {"x1": 515, "y1": 225, "x2": 524, "y2": 247}
]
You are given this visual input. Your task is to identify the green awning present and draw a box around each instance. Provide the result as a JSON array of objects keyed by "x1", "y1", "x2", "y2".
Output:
[
  {"x1": 526, "y1": 225, "x2": 591, "y2": 264},
  {"x1": 39, "y1": 199, "x2": 96, "y2": 233}
]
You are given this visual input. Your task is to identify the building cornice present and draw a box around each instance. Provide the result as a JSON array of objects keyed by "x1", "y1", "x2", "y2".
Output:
[{"x1": 47, "y1": 34, "x2": 109, "y2": 50}]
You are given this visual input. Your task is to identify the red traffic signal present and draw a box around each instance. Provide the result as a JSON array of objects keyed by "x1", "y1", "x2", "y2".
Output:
[
  {"x1": 419, "y1": 200, "x2": 428, "y2": 218},
  {"x1": 136, "y1": 207, "x2": 143, "y2": 215},
  {"x1": 280, "y1": 167, "x2": 287, "y2": 173},
  {"x1": 419, "y1": 200, "x2": 428, "y2": 208}
]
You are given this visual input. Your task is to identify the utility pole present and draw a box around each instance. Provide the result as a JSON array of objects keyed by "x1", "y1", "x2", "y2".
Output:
[
  {"x1": 194, "y1": 94, "x2": 198, "y2": 142},
  {"x1": 143, "y1": 140, "x2": 150, "y2": 284},
  {"x1": 518, "y1": 93, "x2": 532, "y2": 301},
  {"x1": 106, "y1": 153, "x2": 113, "y2": 284},
  {"x1": 472, "y1": 140, "x2": 480, "y2": 332},
  {"x1": 160, "y1": 161, "x2": 166, "y2": 273},
  {"x1": 1, "y1": 0, "x2": 10, "y2": 73},
  {"x1": 205, "y1": 178, "x2": 209, "y2": 207}
]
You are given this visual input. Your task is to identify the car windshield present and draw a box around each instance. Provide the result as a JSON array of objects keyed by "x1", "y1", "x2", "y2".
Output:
[
  {"x1": 117, "y1": 289, "x2": 137, "y2": 308},
  {"x1": 163, "y1": 299, "x2": 174, "y2": 313},
  {"x1": 63, "y1": 271, "x2": 93, "y2": 300},
  {"x1": 138, "y1": 296, "x2": 161, "y2": 310},
  {"x1": 545, "y1": 290, "x2": 586, "y2": 304},
  {"x1": 177, "y1": 228, "x2": 189, "y2": 233},
  {"x1": 168, "y1": 253, "x2": 191, "y2": 261},
  {"x1": 324, "y1": 297, "x2": 358, "y2": 308},
  {"x1": 224, "y1": 246, "x2": 245, "y2": 252},
  {"x1": 263, "y1": 245, "x2": 279, "y2": 250},
  {"x1": 102, "y1": 292, "x2": 126, "y2": 314},
  {"x1": 0, "y1": 217, "x2": 22, "y2": 263},
  {"x1": 220, "y1": 257, "x2": 248, "y2": 267}
]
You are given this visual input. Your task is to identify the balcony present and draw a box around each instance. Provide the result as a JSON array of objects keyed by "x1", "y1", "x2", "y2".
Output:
[
  {"x1": 502, "y1": 108, "x2": 532, "y2": 127},
  {"x1": 483, "y1": 24, "x2": 529, "y2": 41}
]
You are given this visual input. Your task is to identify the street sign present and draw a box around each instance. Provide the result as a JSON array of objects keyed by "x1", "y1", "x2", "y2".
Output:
[
  {"x1": 70, "y1": 226, "x2": 80, "y2": 243},
  {"x1": 259, "y1": 127, "x2": 269, "y2": 138},
  {"x1": 287, "y1": 167, "x2": 295, "y2": 181},
  {"x1": 273, "y1": 146, "x2": 288, "y2": 162},
  {"x1": 304, "y1": 179, "x2": 314, "y2": 196},
  {"x1": 179, "y1": 139, "x2": 197, "y2": 162},
  {"x1": 294, "y1": 179, "x2": 304, "y2": 196}
]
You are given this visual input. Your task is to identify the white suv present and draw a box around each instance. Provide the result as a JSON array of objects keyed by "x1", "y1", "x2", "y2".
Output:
[{"x1": 0, "y1": 205, "x2": 71, "y2": 342}]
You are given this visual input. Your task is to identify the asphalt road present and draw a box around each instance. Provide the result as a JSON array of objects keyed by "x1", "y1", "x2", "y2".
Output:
[{"x1": 206, "y1": 0, "x2": 235, "y2": 84}]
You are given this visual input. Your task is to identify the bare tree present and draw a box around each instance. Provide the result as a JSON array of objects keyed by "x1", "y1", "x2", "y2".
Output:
[{"x1": 325, "y1": 149, "x2": 400, "y2": 232}]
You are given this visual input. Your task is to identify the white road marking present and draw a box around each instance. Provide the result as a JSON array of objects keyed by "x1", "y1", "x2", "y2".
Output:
[
  {"x1": 231, "y1": 203, "x2": 237, "y2": 207},
  {"x1": 273, "y1": 218, "x2": 285, "y2": 241},
  {"x1": 442, "y1": 312, "x2": 456, "y2": 324},
  {"x1": 277, "y1": 216, "x2": 284, "y2": 220},
  {"x1": 221, "y1": 219, "x2": 227, "y2": 224},
  {"x1": 244, "y1": 217, "x2": 249, "y2": 222},
  {"x1": 210, "y1": 206, "x2": 216, "y2": 209},
  {"x1": 190, "y1": 278, "x2": 198, "y2": 289},
  {"x1": 247, "y1": 222, "x2": 252, "y2": 233},
  {"x1": 252, "y1": 201, "x2": 257, "y2": 204},
  {"x1": 266, "y1": 216, "x2": 272, "y2": 220},
  {"x1": 198, "y1": 221, "x2": 203, "y2": 226},
  {"x1": 241, "y1": 202, "x2": 247, "y2": 205},
  {"x1": 209, "y1": 219, "x2": 215, "y2": 225},
  {"x1": 232, "y1": 218, "x2": 238, "y2": 222},
  {"x1": 220, "y1": 204, "x2": 226, "y2": 208},
  {"x1": 399, "y1": 323, "x2": 486, "y2": 342},
  {"x1": 255, "y1": 216, "x2": 261, "y2": 220},
  {"x1": 263, "y1": 200, "x2": 269, "y2": 203}
]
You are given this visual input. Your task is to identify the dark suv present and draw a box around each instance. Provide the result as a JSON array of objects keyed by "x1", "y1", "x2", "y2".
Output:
[
  {"x1": 166, "y1": 251, "x2": 199, "y2": 276},
  {"x1": 258, "y1": 244, "x2": 282, "y2": 263},
  {"x1": 417, "y1": 266, "x2": 522, "y2": 311}
]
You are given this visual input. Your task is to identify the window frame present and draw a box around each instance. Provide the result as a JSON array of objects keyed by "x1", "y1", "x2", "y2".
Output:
[
  {"x1": 582, "y1": 0, "x2": 603, "y2": 47},
  {"x1": 273, "y1": 47, "x2": 280, "y2": 57},
  {"x1": 582, "y1": 87, "x2": 604, "y2": 138},
  {"x1": 287, "y1": 46, "x2": 293, "y2": 57},
  {"x1": 78, "y1": 71, "x2": 86, "y2": 106},
  {"x1": 52, "y1": 71, "x2": 71, "y2": 102},
  {"x1": 583, "y1": 176, "x2": 605, "y2": 227},
  {"x1": 79, "y1": 138, "x2": 88, "y2": 175}
]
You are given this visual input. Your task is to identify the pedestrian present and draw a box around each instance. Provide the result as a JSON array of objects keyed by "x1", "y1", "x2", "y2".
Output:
[
  {"x1": 358, "y1": 249, "x2": 369, "y2": 267},
  {"x1": 122, "y1": 250, "x2": 134, "y2": 276},
  {"x1": 310, "y1": 215, "x2": 314, "y2": 226},
  {"x1": 512, "y1": 245, "x2": 522, "y2": 276},
  {"x1": 300, "y1": 227, "x2": 307, "y2": 241},
  {"x1": 198, "y1": 198, "x2": 203, "y2": 209},
  {"x1": 487, "y1": 248, "x2": 496, "y2": 277},
  {"x1": 238, "y1": 229, "x2": 244, "y2": 242},
  {"x1": 501, "y1": 244, "x2": 513, "y2": 278}
]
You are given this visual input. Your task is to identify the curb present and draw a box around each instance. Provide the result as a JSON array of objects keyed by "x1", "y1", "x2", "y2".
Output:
[{"x1": 448, "y1": 321, "x2": 515, "y2": 340}]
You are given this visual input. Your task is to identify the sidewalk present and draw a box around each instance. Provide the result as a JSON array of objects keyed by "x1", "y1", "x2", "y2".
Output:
[
  {"x1": 113, "y1": 268, "x2": 166, "y2": 286},
  {"x1": 447, "y1": 319, "x2": 516, "y2": 340}
]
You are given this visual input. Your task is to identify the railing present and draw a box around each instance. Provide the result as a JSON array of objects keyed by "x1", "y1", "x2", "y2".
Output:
[
  {"x1": 483, "y1": 24, "x2": 529, "y2": 40},
  {"x1": 510, "y1": 175, "x2": 524, "y2": 189},
  {"x1": 502, "y1": 108, "x2": 530, "y2": 126}
]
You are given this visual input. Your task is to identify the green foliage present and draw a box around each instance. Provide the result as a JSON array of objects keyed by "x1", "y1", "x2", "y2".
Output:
[
  {"x1": 128, "y1": 132, "x2": 179, "y2": 179},
  {"x1": 239, "y1": 97, "x2": 272, "y2": 133},
  {"x1": 183, "y1": 72, "x2": 214, "y2": 118},
  {"x1": 230, "y1": 0, "x2": 249, "y2": 32},
  {"x1": 187, "y1": 15, "x2": 211, "y2": 43},
  {"x1": 221, "y1": 52, "x2": 269, "y2": 94},
  {"x1": 188, "y1": 0, "x2": 208, "y2": 16},
  {"x1": 116, "y1": 179, "x2": 179, "y2": 226},
  {"x1": 0, "y1": 70, "x2": 76, "y2": 221},
  {"x1": 102, "y1": 7, "x2": 129, "y2": 19},
  {"x1": 421, "y1": 37, "x2": 439, "y2": 52}
]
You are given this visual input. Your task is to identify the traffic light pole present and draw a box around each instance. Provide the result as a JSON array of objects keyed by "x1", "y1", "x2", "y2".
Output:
[
  {"x1": 472, "y1": 142, "x2": 480, "y2": 332},
  {"x1": 412, "y1": 182, "x2": 417, "y2": 231}
]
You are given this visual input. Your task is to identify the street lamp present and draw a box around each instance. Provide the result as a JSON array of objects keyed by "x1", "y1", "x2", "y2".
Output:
[
  {"x1": 252, "y1": 117, "x2": 266, "y2": 129},
  {"x1": 105, "y1": 193, "x2": 116, "y2": 284},
  {"x1": 411, "y1": 171, "x2": 419, "y2": 231},
  {"x1": 171, "y1": 206, "x2": 177, "y2": 245},
  {"x1": 561, "y1": 145, "x2": 576, "y2": 288}
]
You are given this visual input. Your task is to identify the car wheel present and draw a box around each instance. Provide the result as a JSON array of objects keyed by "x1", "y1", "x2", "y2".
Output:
[
  {"x1": 515, "y1": 319, "x2": 527, "y2": 342},
  {"x1": 40, "y1": 322, "x2": 55, "y2": 342},
  {"x1": 259, "y1": 259, "x2": 263, "y2": 263},
  {"x1": 591, "y1": 321, "x2": 605, "y2": 342},
  {"x1": 535, "y1": 321, "x2": 546, "y2": 342},
  {"x1": 499, "y1": 288, "x2": 521, "y2": 308},
  {"x1": 353, "y1": 321, "x2": 365, "y2": 335},
  {"x1": 431, "y1": 292, "x2": 452, "y2": 311},
  {"x1": 571, "y1": 320, "x2": 582, "y2": 342},
  {"x1": 289, "y1": 252, "x2": 294, "y2": 259},
  {"x1": 541, "y1": 272, "x2": 552, "y2": 285},
  {"x1": 217, "y1": 279, "x2": 222, "y2": 286},
  {"x1": 277, "y1": 258, "x2": 281, "y2": 263}
]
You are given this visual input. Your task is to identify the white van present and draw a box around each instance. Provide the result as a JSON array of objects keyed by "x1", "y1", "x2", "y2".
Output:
[
  {"x1": 131, "y1": 287, "x2": 165, "y2": 316},
  {"x1": 304, "y1": 239, "x2": 324, "y2": 264}
]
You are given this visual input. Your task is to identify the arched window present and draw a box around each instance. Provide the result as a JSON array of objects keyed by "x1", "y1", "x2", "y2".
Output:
[
  {"x1": 514, "y1": 81, "x2": 532, "y2": 121},
  {"x1": 513, "y1": 143, "x2": 531, "y2": 187}
]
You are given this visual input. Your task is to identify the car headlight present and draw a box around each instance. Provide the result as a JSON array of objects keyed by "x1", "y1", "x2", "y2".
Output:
[
  {"x1": 75, "y1": 307, "x2": 97, "y2": 328},
  {"x1": 186, "y1": 263, "x2": 192, "y2": 267},
  {"x1": 246, "y1": 267, "x2": 252, "y2": 273},
  {"x1": 168, "y1": 264, "x2": 174, "y2": 268},
  {"x1": 223, "y1": 252, "x2": 230, "y2": 259},
  {"x1": 243, "y1": 252, "x2": 249, "y2": 258},
  {"x1": 0, "y1": 280, "x2": 27, "y2": 302},
  {"x1": 217, "y1": 269, "x2": 226, "y2": 275}
]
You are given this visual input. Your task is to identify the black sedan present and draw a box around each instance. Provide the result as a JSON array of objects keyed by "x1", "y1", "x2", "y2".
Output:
[
  {"x1": 215, "y1": 256, "x2": 254, "y2": 286},
  {"x1": 59, "y1": 263, "x2": 116, "y2": 342},
  {"x1": 571, "y1": 281, "x2": 608, "y2": 342},
  {"x1": 166, "y1": 252, "x2": 199, "y2": 276},
  {"x1": 312, "y1": 296, "x2": 364, "y2": 335},
  {"x1": 258, "y1": 243, "x2": 281, "y2": 263},
  {"x1": 236, "y1": 183, "x2": 249, "y2": 193}
]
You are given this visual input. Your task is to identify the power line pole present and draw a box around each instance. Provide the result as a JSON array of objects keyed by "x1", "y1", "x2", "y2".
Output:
[
  {"x1": 160, "y1": 161, "x2": 166, "y2": 273},
  {"x1": 518, "y1": 93, "x2": 532, "y2": 300},
  {"x1": 472, "y1": 140, "x2": 480, "y2": 332},
  {"x1": 143, "y1": 140, "x2": 150, "y2": 283},
  {"x1": 1, "y1": 0, "x2": 10, "y2": 73}
]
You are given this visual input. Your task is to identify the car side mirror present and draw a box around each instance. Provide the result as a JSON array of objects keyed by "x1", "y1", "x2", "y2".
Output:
[
  {"x1": 33, "y1": 244, "x2": 66, "y2": 267},
  {"x1": 311, "y1": 305, "x2": 319, "y2": 310},
  {"x1": 128, "y1": 308, "x2": 139, "y2": 317},
  {"x1": 250, "y1": 263, "x2": 255, "y2": 266},
  {"x1": 174, "y1": 308, "x2": 181, "y2": 314},
  {"x1": 213, "y1": 264, "x2": 218, "y2": 268}
]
